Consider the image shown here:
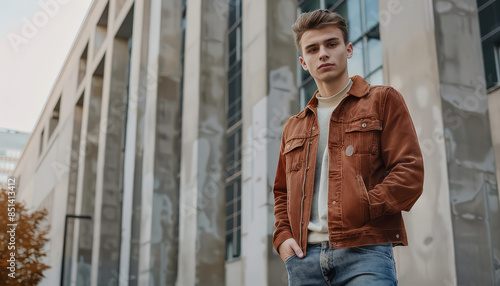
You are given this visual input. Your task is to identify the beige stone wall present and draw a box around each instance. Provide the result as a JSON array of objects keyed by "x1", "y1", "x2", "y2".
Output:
[
  {"x1": 379, "y1": 0, "x2": 456, "y2": 284},
  {"x1": 177, "y1": 0, "x2": 228, "y2": 285}
]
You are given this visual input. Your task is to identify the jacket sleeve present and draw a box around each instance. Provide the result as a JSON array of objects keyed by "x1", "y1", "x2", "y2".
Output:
[
  {"x1": 272, "y1": 123, "x2": 293, "y2": 254},
  {"x1": 368, "y1": 87, "x2": 424, "y2": 220}
]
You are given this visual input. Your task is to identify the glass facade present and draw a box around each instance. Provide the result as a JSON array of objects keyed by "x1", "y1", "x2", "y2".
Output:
[
  {"x1": 225, "y1": 0, "x2": 242, "y2": 261},
  {"x1": 0, "y1": 160, "x2": 15, "y2": 170},
  {"x1": 478, "y1": 0, "x2": 500, "y2": 89},
  {"x1": 0, "y1": 130, "x2": 28, "y2": 188},
  {"x1": 297, "y1": 0, "x2": 382, "y2": 108}
]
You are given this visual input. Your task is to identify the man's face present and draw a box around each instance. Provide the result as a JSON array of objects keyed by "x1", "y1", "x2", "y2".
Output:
[{"x1": 299, "y1": 25, "x2": 353, "y2": 84}]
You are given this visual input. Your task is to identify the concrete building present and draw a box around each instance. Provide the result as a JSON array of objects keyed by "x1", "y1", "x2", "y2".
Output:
[
  {"x1": 0, "y1": 128, "x2": 29, "y2": 189},
  {"x1": 12, "y1": 0, "x2": 500, "y2": 285}
]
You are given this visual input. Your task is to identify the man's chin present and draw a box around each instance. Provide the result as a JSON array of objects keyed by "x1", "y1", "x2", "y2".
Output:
[{"x1": 315, "y1": 73, "x2": 341, "y2": 83}]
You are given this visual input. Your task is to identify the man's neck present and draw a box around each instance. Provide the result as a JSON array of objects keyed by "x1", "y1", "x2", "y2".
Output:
[{"x1": 315, "y1": 74, "x2": 350, "y2": 98}]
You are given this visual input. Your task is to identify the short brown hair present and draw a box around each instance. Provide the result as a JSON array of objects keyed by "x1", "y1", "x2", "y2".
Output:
[{"x1": 292, "y1": 9, "x2": 349, "y2": 53}]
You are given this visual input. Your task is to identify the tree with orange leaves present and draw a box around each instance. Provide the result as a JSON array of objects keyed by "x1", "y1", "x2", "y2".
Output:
[{"x1": 0, "y1": 188, "x2": 50, "y2": 285}]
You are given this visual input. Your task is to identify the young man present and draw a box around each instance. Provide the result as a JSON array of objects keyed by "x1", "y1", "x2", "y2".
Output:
[{"x1": 272, "y1": 9, "x2": 424, "y2": 285}]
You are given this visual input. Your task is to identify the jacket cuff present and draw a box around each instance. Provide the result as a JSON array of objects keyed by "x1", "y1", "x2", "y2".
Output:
[
  {"x1": 369, "y1": 203, "x2": 384, "y2": 220},
  {"x1": 273, "y1": 230, "x2": 293, "y2": 255}
]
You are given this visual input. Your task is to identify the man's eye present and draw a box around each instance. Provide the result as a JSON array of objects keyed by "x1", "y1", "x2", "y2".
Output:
[
  {"x1": 329, "y1": 43, "x2": 337, "y2": 47},
  {"x1": 308, "y1": 48, "x2": 317, "y2": 53}
]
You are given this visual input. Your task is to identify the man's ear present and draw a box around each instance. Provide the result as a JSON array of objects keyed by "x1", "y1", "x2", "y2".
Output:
[
  {"x1": 299, "y1": 56, "x2": 308, "y2": 71},
  {"x1": 346, "y1": 42, "x2": 353, "y2": 59}
]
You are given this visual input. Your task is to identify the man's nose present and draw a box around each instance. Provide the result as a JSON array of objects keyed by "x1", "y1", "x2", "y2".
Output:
[{"x1": 319, "y1": 46, "x2": 329, "y2": 61}]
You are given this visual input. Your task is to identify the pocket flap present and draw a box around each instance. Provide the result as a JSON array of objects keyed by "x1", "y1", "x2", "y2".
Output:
[
  {"x1": 345, "y1": 118, "x2": 382, "y2": 132},
  {"x1": 283, "y1": 138, "x2": 306, "y2": 155}
]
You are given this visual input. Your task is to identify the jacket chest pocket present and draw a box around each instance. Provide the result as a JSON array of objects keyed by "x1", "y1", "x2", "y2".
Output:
[
  {"x1": 283, "y1": 137, "x2": 306, "y2": 172},
  {"x1": 344, "y1": 118, "x2": 382, "y2": 155}
]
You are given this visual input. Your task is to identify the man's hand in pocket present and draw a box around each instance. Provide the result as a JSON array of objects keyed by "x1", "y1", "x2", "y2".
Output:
[{"x1": 278, "y1": 238, "x2": 304, "y2": 262}]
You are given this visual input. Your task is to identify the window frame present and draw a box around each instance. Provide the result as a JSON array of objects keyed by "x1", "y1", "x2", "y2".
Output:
[{"x1": 225, "y1": 0, "x2": 243, "y2": 262}]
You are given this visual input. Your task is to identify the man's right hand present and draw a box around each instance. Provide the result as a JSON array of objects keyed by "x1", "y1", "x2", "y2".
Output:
[{"x1": 278, "y1": 238, "x2": 304, "y2": 262}]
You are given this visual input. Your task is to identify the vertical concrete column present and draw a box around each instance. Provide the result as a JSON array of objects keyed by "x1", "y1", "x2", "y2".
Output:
[
  {"x1": 62, "y1": 97, "x2": 84, "y2": 286},
  {"x1": 119, "y1": 0, "x2": 151, "y2": 286},
  {"x1": 488, "y1": 87, "x2": 500, "y2": 205},
  {"x1": 431, "y1": 1, "x2": 500, "y2": 284},
  {"x1": 69, "y1": 86, "x2": 90, "y2": 286},
  {"x1": 73, "y1": 60, "x2": 106, "y2": 286},
  {"x1": 240, "y1": 0, "x2": 298, "y2": 285},
  {"x1": 378, "y1": 0, "x2": 456, "y2": 285},
  {"x1": 265, "y1": 1, "x2": 299, "y2": 285},
  {"x1": 94, "y1": 34, "x2": 129, "y2": 286},
  {"x1": 70, "y1": 8, "x2": 107, "y2": 281},
  {"x1": 176, "y1": 0, "x2": 228, "y2": 285},
  {"x1": 89, "y1": 3, "x2": 128, "y2": 286},
  {"x1": 117, "y1": 0, "x2": 153, "y2": 285},
  {"x1": 137, "y1": 0, "x2": 183, "y2": 285}
]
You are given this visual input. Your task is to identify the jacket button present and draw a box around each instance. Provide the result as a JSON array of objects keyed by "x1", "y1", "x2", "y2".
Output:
[
  {"x1": 362, "y1": 122, "x2": 367, "y2": 128},
  {"x1": 396, "y1": 234, "x2": 400, "y2": 239},
  {"x1": 286, "y1": 144, "x2": 290, "y2": 149},
  {"x1": 346, "y1": 145, "x2": 354, "y2": 156},
  {"x1": 312, "y1": 126, "x2": 315, "y2": 130},
  {"x1": 332, "y1": 201, "x2": 336, "y2": 205}
]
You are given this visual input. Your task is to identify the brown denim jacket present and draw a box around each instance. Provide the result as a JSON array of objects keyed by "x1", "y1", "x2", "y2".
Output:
[{"x1": 272, "y1": 75, "x2": 424, "y2": 255}]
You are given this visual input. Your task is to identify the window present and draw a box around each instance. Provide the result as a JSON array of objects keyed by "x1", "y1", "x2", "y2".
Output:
[
  {"x1": 49, "y1": 96, "x2": 61, "y2": 139},
  {"x1": 225, "y1": 175, "x2": 241, "y2": 259},
  {"x1": 6, "y1": 150, "x2": 21, "y2": 158},
  {"x1": 95, "y1": 3, "x2": 109, "y2": 54},
  {"x1": 179, "y1": 2, "x2": 187, "y2": 146},
  {"x1": 225, "y1": 0, "x2": 242, "y2": 261},
  {"x1": 39, "y1": 129, "x2": 45, "y2": 157},
  {"x1": 297, "y1": 0, "x2": 383, "y2": 107},
  {"x1": 0, "y1": 174, "x2": 8, "y2": 183},
  {"x1": 478, "y1": 0, "x2": 500, "y2": 88},
  {"x1": 78, "y1": 44, "x2": 88, "y2": 86},
  {"x1": 226, "y1": 126, "x2": 242, "y2": 178},
  {"x1": 496, "y1": 44, "x2": 500, "y2": 81}
]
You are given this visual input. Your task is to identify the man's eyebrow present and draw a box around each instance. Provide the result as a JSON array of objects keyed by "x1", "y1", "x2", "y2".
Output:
[
  {"x1": 304, "y1": 43, "x2": 318, "y2": 50},
  {"x1": 304, "y1": 37, "x2": 341, "y2": 50}
]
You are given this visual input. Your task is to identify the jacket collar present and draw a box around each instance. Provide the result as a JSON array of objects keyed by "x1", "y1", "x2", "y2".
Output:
[{"x1": 299, "y1": 75, "x2": 370, "y2": 118}]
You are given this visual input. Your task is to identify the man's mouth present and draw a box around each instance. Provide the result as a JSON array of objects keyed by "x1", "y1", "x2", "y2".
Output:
[{"x1": 318, "y1": 63, "x2": 334, "y2": 69}]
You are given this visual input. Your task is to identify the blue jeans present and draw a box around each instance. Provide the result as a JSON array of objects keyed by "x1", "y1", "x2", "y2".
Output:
[{"x1": 284, "y1": 242, "x2": 398, "y2": 286}]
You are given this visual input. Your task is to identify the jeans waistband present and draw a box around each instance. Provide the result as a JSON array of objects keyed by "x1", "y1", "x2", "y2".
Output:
[{"x1": 307, "y1": 241, "x2": 328, "y2": 247}]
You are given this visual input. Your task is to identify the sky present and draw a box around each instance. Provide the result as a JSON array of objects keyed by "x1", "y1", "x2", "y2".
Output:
[{"x1": 0, "y1": 0, "x2": 94, "y2": 133}]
